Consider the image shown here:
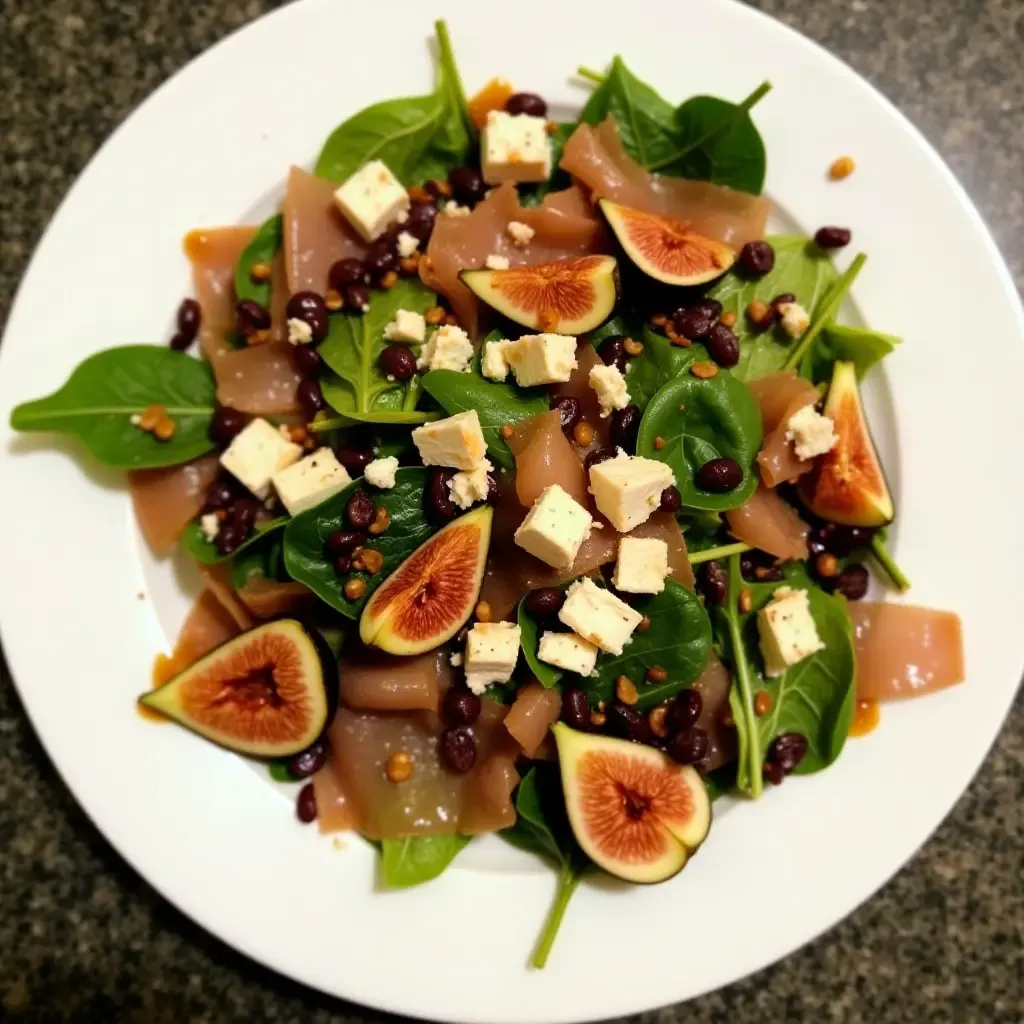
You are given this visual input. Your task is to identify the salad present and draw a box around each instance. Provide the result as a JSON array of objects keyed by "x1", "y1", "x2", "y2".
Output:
[{"x1": 8, "y1": 21, "x2": 966, "y2": 967}]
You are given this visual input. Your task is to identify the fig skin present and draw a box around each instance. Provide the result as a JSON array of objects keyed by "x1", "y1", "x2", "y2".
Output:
[
  {"x1": 138, "y1": 619, "x2": 336, "y2": 758},
  {"x1": 797, "y1": 360, "x2": 894, "y2": 527},
  {"x1": 599, "y1": 199, "x2": 736, "y2": 287},
  {"x1": 552, "y1": 723, "x2": 711, "y2": 884}
]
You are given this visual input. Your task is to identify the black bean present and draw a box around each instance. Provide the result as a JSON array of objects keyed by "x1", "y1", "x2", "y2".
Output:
[
  {"x1": 209, "y1": 406, "x2": 247, "y2": 445},
  {"x1": 697, "y1": 457, "x2": 743, "y2": 492},
  {"x1": 551, "y1": 395, "x2": 582, "y2": 434},
  {"x1": 169, "y1": 332, "x2": 192, "y2": 351},
  {"x1": 814, "y1": 226, "x2": 852, "y2": 249},
  {"x1": 345, "y1": 491, "x2": 376, "y2": 530},
  {"x1": 606, "y1": 701, "x2": 652, "y2": 743},
  {"x1": 293, "y1": 345, "x2": 323, "y2": 377},
  {"x1": 658, "y1": 485, "x2": 682, "y2": 514},
  {"x1": 235, "y1": 298, "x2": 271, "y2": 334},
  {"x1": 424, "y1": 179, "x2": 447, "y2": 201},
  {"x1": 404, "y1": 200, "x2": 439, "y2": 242},
  {"x1": 176, "y1": 297, "x2": 201, "y2": 341},
  {"x1": 836, "y1": 563, "x2": 869, "y2": 601},
  {"x1": 287, "y1": 740, "x2": 328, "y2": 779},
  {"x1": 365, "y1": 240, "x2": 398, "y2": 283},
  {"x1": 769, "y1": 732, "x2": 808, "y2": 774},
  {"x1": 344, "y1": 283, "x2": 371, "y2": 314},
  {"x1": 771, "y1": 292, "x2": 796, "y2": 309},
  {"x1": 333, "y1": 554, "x2": 352, "y2": 574},
  {"x1": 286, "y1": 291, "x2": 329, "y2": 343},
  {"x1": 609, "y1": 403, "x2": 641, "y2": 451},
  {"x1": 763, "y1": 760, "x2": 785, "y2": 786},
  {"x1": 820, "y1": 523, "x2": 876, "y2": 557},
  {"x1": 668, "y1": 726, "x2": 709, "y2": 765},
  {"x1": 440, "y1": 728, "x2": 477, "y2": 773},
  {"x1": 334, "y1": 448, "x2": 374, "y2": 475},
  {"x1": 738, "y1": 240, "x2": 775, "y2": 277},
  {"x1": 296, "y1": 783, "x2": 317, "y2": 823},
  {"x1": 427, "y1": 469, "x2": 457, "y2": 523},
  {"x1": 329, "y1": 258, "x2": 368, "y2": 290},
  {"x1": 666, "y1": 688, "x2": 703, "y2": 733},
  {"x1": 442, "y1": 687, "x2": 482, "y2": 728},
  {"x1": 506, "y1": 92, "x2": 548, "y2": 117},
  {"x1": 296, "y1": 378, "x2": 326, "y2": 419},
  {"x1": 524, "y1": 587, "x2": 565, "y2": 619},
  {"x1": 378, "y1": 344, "x2": 417, "y2": 381},
  {"x1": 215, "y1": 522, "x2": 245, "y2": 556},
  {"x1": 584, "y1": 446, "x2": 616, "y2": 473},
  {"x1": 201, "y1": 478, "x2": 236, "y2": 513},
  {"x1": 324, "y1": 530, "x2": 365, "y2": 557},
  {"x1": 700, "y1": 560, "x2": 728, "y2": 606},
  {"x1": 706, "y1": 323, "x2": 740, "y2": 367},
  {"x1": 599, "y1": 335, "x2": 629, "y2": 373},
  {"x1": 692, "y1": 298, "x2": 723, "y2": 321},
  {"x1": 561, "y1": 687, "x2": 591, "y2": 731},
  {"x1": 230, "y1": 498, "x2": 261, "y2": 531},
  {"x1": 448, "y1": 166, "x2": 486, "y2": 207},
  {"x1": 673, "y1": 306, "x2": 713, "y2": 341}
]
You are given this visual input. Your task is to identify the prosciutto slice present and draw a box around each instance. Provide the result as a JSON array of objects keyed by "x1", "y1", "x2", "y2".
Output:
[
  {"x1": 748, "y1": 372, "x2": 819, "y2": 488},
  {"x1": 560, "y1": 118, "x2": 770, "y2": 247},
  {"x1": 725, "y1": 483, "x2": 809, "y2": 561},
  {"x1": 129, "y1": 454, "x2": 219, "y2": 556}
]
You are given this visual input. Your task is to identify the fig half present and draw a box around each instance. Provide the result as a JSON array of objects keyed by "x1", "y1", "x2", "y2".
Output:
[
  {"x1": 460, "y1": 255, "x2": 619, "y2": 335},
  {"x1": 359, "y1": 505, "x2": 492, "y2": 656},
  {"x1": 797, "y1": 360, "x2": 894, "y2": 527},
  {"x1": 138, "y1": 619, "x2": 336, "y2": 758},
  {"x1": 599, "y1": 199, "x2": 736, "y2": 286},
  {"x1": 552, "y1": 723, "x2": 711, "y2": 884}
]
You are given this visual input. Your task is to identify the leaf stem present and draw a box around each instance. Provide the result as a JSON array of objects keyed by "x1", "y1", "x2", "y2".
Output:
[
  {"x1": 434, "y1": 20, "x2": 475, "y2": 137},
  {"x1": 531, "y1": 865, "x2": 581, "y2": 969},
  {"x1": 726, "y1": 553, "x2": 763, "y2": 799},
  {"x1": 308, "y1": 415, "x2": 352, "y2": 434},
  {"x1": 688, "y1": 541, "x2": 752, "y2": 565},
  {"x1": 575, "y1": 66, "x2": 605, "y2": 85},
  {"x1": 870, "y1": 534, "x2": 911, "y2": 591},
  {"x1": 782, "y1": 252, "x2": 868, "y2": 372}
]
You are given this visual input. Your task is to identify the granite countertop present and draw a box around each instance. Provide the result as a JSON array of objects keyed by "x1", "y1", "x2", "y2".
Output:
[{"x1": 0, "y1": 1, "x2": 1021, "y2": 1020}]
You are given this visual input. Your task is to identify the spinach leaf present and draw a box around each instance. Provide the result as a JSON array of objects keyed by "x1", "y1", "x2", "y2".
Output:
[
  {"x1": 234, "y1": 214, "x2": 282, "y2": 308},
  {"x1": 283, "y1": 468, "x2": 434, "y2": 617},
  {"x1": 9, "y1": 345, "x2": 217, "y2": 470},
  {"x1": 318, "y1": 277, "x2": 437, "y2": 424},
  {"x1": 635, "y1": 369, "x2": 762, "y2": 511},
  {"x1": 268, "y1": 760, "x2": 297, "y2": 783},
  {"x1": 584, "y1": 580, "x2": 712, "y2": 709},
  {"x1": 180, "y1": 516, "x2": 288, "y2": 565},
  {"x1": 707, "y1": 236, "x2": 839, "y2": 382},
  {"x1": 870, "y1": 530, "x2": 911, "y2": 592},
  {"x1": 501, "y1": 766, "x2": 588, "y2": 968},
  {"x1": 421, "y1": 333, "x2": 549, "y2": 471},
  {"x1": 231, "y1": 527, "x2": 290, "y2": 589},
  {"x1": 517, "y1": 592, "x2": 565, "y2": 689},
  {"x1": 627, "y1": 328, "x2": 707, "y2": 410},
  {"x1": 379, "y1": 834, "x2": 471, "y2": 888},
  {"x1": 801, "y1": 322, "x2": 900, "y2": 384}
]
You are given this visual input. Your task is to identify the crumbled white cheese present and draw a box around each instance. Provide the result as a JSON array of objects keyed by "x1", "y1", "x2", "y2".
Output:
[
  {"x1": 449, "y1": 651, "x2": 464, "y2": 668},
  {"x1": 757, "y1": 586, "x2": 824, "y2": 678},
  {"x1": 333, "y1": 159, "x2": 410, "y2": 242},
  {"x1": 485, "y1": 253, "x2": 511, "y2": 271},
  {"x1": 514, "y1": 484, "x2": 593, "y2": 568},
  {"x1": 396, "y1": 231, "x2": 420, "y2": 258},
  {"x1": 777, "y1": 301, "x2": 811, "y2": 339},
  {"x1": 130, "y1": 413, "x2": 142, "y2": 426},
  {"x1": 199, "y1": 513, "x2": 221, "y2": 543},
  {"x1": 785, "y1": 403, "x2": 838, "y2": 461},
  {"x1": 502, "y1": 333, "x2": 577, "y2": 387},
  {"x1": 220, "y1": 418, "x2": 302, "y2": 500},
  {"x1": 537, "y1": 631, "x2": 599, "y2": 676},
  {"x1": 588, "y1": 451, "x2": 674, "y2": 533},
  {"x1": 507, "y1": 220, "x2": 535, "y2": 247},
  {"x1": 558, "y1": 577, "x2": 643, "y2": 656},
  {"x1": 448, "y1": 459, "x2": 493, "y2": 509},
  {"x1": 482, "y1": 110, "x2": 552, "y2": 185},
  {"x1": 442, "y1": 201, "x2": 472, "y2": 218},
  {"x1": 416, "y1": 323, "x2": 473, "y2": 372},
  {"x1": 465, "y1": 621, "x2": 521, "y2": 693},
  {"x1": 287, "y1": 317, "x2": 314, "y2": 346},
  {"x1": 412, "y1": 410, "x2": 488, "y2": 470},
  {"x1": 481, "y1": 339, "x2": 511, "y2": 381},
  {"x1": 271, "y1": 447, "x2": 352, "y2": 516},
  {"x1": 612, "y1": 537, "x2": 670, "y2": 594},
  {"x1": 383, "y1": 309, "x2": 426, "y2": 344},
  {"x1": 364, "y1": 455, "x2": 399, "y2": 490},
  {"x1": 589, "y1": 363, "x2": 630, "y2": 417}
]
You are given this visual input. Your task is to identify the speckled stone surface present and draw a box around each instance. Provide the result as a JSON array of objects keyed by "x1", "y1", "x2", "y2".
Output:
[{"x1": 0, "y1": 0, "x2": 1021, "y2": 1020}]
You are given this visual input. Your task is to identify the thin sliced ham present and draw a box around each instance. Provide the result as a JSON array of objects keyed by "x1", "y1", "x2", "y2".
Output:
[
  {"x1": 849, "y1": 602, "x2": 965, "y2": 701},
  {"x1": 749, "y1": 372, "x2": 819, "y2": 488},
  {"x1": 691, "y1": 652, "x2": 735, "y2": 771},
  {"x1": 236, "y1": 576, "x2": 312, "y2": 620},
  {"x1": 726, "y1": 483, "x2": 809, "y2": 561},
  {"x1": 129, "y1": 454, "x2": 220, "y2": 556},
  {"x1": 560, "y1": 118, "x2": 770, "y2": 247},
  {"x1": 152, "y1": 588, "x2": 244, "y2": 686},
  {"x1": 341, "y1": 649, "x2": 444, "y2": 713},
  {"x1": 503, "y1": 682, "x2": 562, "y2": 756},
  {"x1": 199, "y1": 564, "x2": 255, "y2": 632},
  {"x1": 508, "y1": 409, "x2": 589, "y2": 508},
  {"x1": 422, "y1": 182, "x2": 607, "y2": 336}
]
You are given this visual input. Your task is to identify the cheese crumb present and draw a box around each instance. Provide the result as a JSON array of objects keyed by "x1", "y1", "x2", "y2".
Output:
[
  {"x1": 199, "y1": 513, "x2": 221, "y2": 543},
  {"x1": 271, "y1": 447, "x2": 352, "y2": 516},
  {"x1": 412, "y1": 410, "x2": 488, "y2": 470},
  {"x1": 485, "y1": 253, "x2": 510, "y2": 271},
  {"x1": 558, "y1": 577, "x2": 643, "y2": 655},
  {"x1": 482, "y1": 110, "x2": 552, "y2": 185},
  {"x1": 537, "y1": 631, "x2": 599, "y2": 676},
  {"x1": 442, "y1": 202, "x2": 472, "y2": 218},
  {"x1": 416, "y1": 323, "x2": 473, "y2": 372},
  {"x1": 383, "y1": 309, "x2": 426, "y2": 344},
  {"x1": 507, "y1": 221, "x2": 535, "y2": 247},
  {"x1": 589, "y1": 363, "x2": 630, "y2": 417},
  {"x1": 449, "y1": 651, "x2": 464, "y2": 668},
  {"x1": 481, "y1": 339, "x2": 511, "y2": 381},
  {"x1": 448, "y1": 459, "x2": 493, "y2": 509},
  {"x1": 396, "y1": 231, "x2": 420, "y2": 258},
  {"x1": 465, "y1": 621, "x2": 521, "y2": 693},
  {"x1": 287, "y1": 317, "x2": 315, "y2": 346},
  {"x1": 785, "y1": 404, "x2": 838, "y2": 460},
  {"x1": 220, "y1": 418, "x2": 302, "y2": 500},
  {"x1": 777, "y1": 301, "x2": 811, "y2": 338},
  {"x1": 502, "y1": 333, "x2": 577, "y2": 387},
  {"x1": 757, "y1": 586, "x2": 824, "y2": 678},
  {"x1": 364, "y1": 455, "x2": 399, "y2": 489}
]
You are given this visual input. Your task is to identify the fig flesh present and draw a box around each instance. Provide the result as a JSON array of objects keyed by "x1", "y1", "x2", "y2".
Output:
[
  {"x1": 359, "y1": 505, "x2": 492, "y2": 656},
  {"x1": 552, "y1": 723, "x2": 711, "y2": 883},
  {"x1": 797, "y1": 360, "x2": 894, "y2": 527},
  {"x1": 138, "y1": 619, "x2": 336, "y2": 758},
  {"x1": 599, "y1": 199, "x2": 736, "y2": 286},
  {"x1": 460, "y1": 255, "x2": 618, "y2": 335}
]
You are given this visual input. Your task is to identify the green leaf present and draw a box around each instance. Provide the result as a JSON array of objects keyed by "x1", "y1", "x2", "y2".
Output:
[
  {"x1": 636, "y1": 369, "x2": 762, "y2": 512},
  {"x1": 517, "y1": 593, "x2": 565, "y2": 689},
  {"x1": 268, "y1": 760, "x2": 296, "y2": 783},
  {"x1": 234, "y1": 214, "x2": 282, "y2": 308},
  {"x1": 283, "y1": 468, "x2": 434, "y2": 617},
  {"x1": 318, "y1": 278, "x2": 437, "y2": 424},
  {"x1": 801, "y1": 322, "x2": 900, "y2": 384},
  {"x1": 9, "y1": 345, "x2": 217, "y2": 470},
  {"x1": 231, "y1": 527, "x2": 290, "y2": 589},
  {"x1": 180, "y1": 516, "x2": 288, "y2": 566},
  {"x1": 626, "y1": 328, "x2": 707, "y2": 410},
  {"x1": 584, "y1": 580, "x2": 712, "y2": 709},
  {"x1": 379, "y1": 834, "x2": 471, "y2": 888},
  {"x1": 707, "y1": 236, "x2": 840, "y2": 382}
]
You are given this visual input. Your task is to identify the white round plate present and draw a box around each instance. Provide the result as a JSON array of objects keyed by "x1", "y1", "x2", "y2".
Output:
[{"x1": 1, "y1": 0, "x2": 1021, "y2": 1020}]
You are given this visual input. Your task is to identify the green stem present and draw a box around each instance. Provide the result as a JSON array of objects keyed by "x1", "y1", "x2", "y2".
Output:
[
  {"x1": 531, "y1": 865, "x2": 581, "y2": 969},
  {"x1": 782, "y1": 252, "x2": 868, "y2": 372},
  {"x1": 576, "y1": 66, "x2": 605, "y2": 85},
  {"x1": 647, "y1": 80, "x2": 772, "y2": 172},
  {"x1": 307, "y1": 415, "x2": 351, "y2": 434},
  {"x1": 688, "y1": 541, "x2": 752, "y2": 565},
  {"x1": 726, "y1": 553, "x2": 763, "y2": 799},
  {"x1": 434, "y1": 20, "x2": 475, "y2": 137},
  {"x1": 870, "y1": 534, "x2": 911, "y2": 591}
]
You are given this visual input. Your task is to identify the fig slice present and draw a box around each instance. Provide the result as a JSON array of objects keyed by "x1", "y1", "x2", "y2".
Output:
[
  {"x1": 599, "y1": 199, "x2": 736, "y2": 286},
  {"x1": 359, "y1": 505, "x2": 493, "y2": 656},
  {"x1": 797, "y1": 360, "x2": 894, "y2": 527},
  {"x1": 552, "y1": 723, "x2": 711, "y2": 884},
  {"x1": 138, "y1": 619, "x2": 336, "y2": 758},
  {"x1": 460, "y1": 255, "x2": 618, "y2": 335}
]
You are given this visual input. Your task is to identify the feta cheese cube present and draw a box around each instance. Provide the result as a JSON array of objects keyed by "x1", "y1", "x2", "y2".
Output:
[
  {"x1": 757, "y1": 586, "x2": 824, "y2": 678},
  {"x1": 589, "y1": 452, "x2": 674, "y2": 533},
  {"x1": 507, "y1": 220, "x2": 535, "y2": 247},
  {"x1": 448, "y1": 459, "x2": 493, "y2": 509},
  {"x1": 502, "y1": 333, "x2": 577, "y2": 387},
  {"x1": 785, "y1": 403, "x2": 838, "y2": 460},
  {"x1": 383, "y1": 309, "x2": 426, "y2": 344},
  {"x1": 363, "y1": 455, "x2": 399, "y2": 490},
  {"x1": 396, "y1": 231, "x2": 420, "y2": 258},
  {"x1": 777, "y1": 301, "x2": 811, "y2": 338},
  {"x1": 416, "y1": 323, "x2": 473, "y2": 372},
  {"x1": 412, "y1": 410, "x2": 487, "y2": 470},
  {"x1": 199, "y1": 513, "x2": 220, "y2": 543},
  {"x1": 589, "y1": 363, "x2": 630, "y2": 417},
  {"x1": 612, "y1": 537, "x2": 670, "y2": 594},
  {"x1": 442, "y1": 201, "x2": 471, "y2": 218},
  {"x1": 287, "y1": 317, "x2": 314, "y2": 346},
  {"x1": 485, "y1": 253, "x2": 510, "y2": 270},
  {"x1": 514, "y1": 484, "x2": 593, "y2": 568},
  {"x1": 465, "y1": 621, "x2": 522, "y2": 694},
  {"x1": 537, "y1": 631, "x2": 599, "y2": 676},
  {"x1": 220, "y1": 418, "x2": 302, "y2": 500},
  {"x1": 481, "y1": 339, "x2": 511, "y2": 381},
  {"x1": 482, "y1": 110, "x2": 552, "y2": 184},
  {"x1": 271, "y1": 447, "x2": 351, "y2": 516},
  {"x1": 333, "y1": 160, "x2": 410, "y2": 243},
  {"x1": 558, "y1": 577, "x2": 643, "y2": 655}
]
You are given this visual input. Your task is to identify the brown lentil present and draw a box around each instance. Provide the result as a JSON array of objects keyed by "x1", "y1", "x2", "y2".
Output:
[
  {"x1": 475, "y1": 600, "x2": 492, "y2": 623},
  {"x1": 653, "y1": 436, "x2": 666, "y2": 450},
  {"x1": 690, "y1": 361, "x2": 718, "y2": 379},
  {"x1": 425, "y1": 306, "x2": 446, "y2": 325},
  {"x1": 816, "y1": 553, "x2": 840, "y2": 578},
  {"x1": 719, "y1": 310, "x2": 737, "y2": 328},
  {"x1": 138, "y1": 404, "x2": 167, "y2": 431},
  {"x1": 368, "y1": 506, "x2": 391, "y2": 535},
  {"x1": 668, "y1": 331, "x2": 692, "y2": 348},
  {"x1": 650, "y1": 314, "x2": 668, "y2": 328},
  {"x1": 153, "y1": 418, "x2": 176, "y2": 441},
  {"x1": 399, "y1": 254, "x2": 421, "y2": 275},
  {"x1": 408, "y1": 185, "x2": 431, "y2": 203},
  {"x1": 499, "y1": 424, "x2": 515, "y2": 440},
  {"x1": 248, "y1": 329, "x2": 271, "y2": 346},
  {"x1": 623, "y1": 337, "x2": 644, "y2": 356},
  {"x1": 739, "y1": 588, "x2": 753, "y2": 614},
  {"x1": 646, "y1": 666, "x2": 668, "y2": 683},
  {"x1": 637, "y1": 616, "x2": 652, "y2": 632},
  {"x1": 615, "y1": 675, "x2": 639, "y2": 705},
  {"x1": 590, "y1": 711, "x2": 607, "y2": 728},
  {"x1": 379, "y1": 270, "x2": 399, "y2": 290},
  {"x1": 754, "y1": 690, "x2": 773, "y2": 716},
  {"x1": 250, "y1": 261, "x2": 273, "y2": 283},
  {"x1": 746, "y1": 299, "x2": 774, "y2": 330},
  {"x1": 386, "y1": 751, "x2": 413, "y2": 783},
  {"x1": 648, "y1": 705, "x2": 669, "y2": 738},
  {"x1": 343, "y1": 577, "x2": 367, "y2": 600},
  {"x1": 353, "y1": 547, "x2": 384, "y2": 574},
  {"x1": 573, "y1": 421, "x2": 595, "y2": 446},
  {"x1": 324, "y1": 288, "x2": 344, "y2": 311},
  {"x1": 829, "y1": 155, "x2": 856, "y2": 180}
]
